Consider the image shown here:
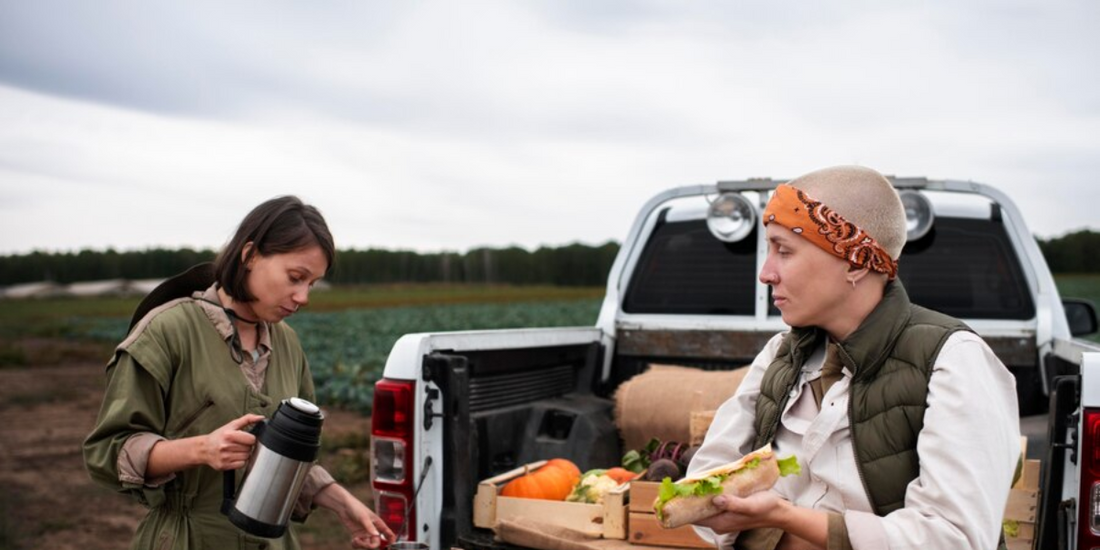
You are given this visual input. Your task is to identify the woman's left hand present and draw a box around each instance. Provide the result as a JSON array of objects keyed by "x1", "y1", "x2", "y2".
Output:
[
  {"x1": 695, "y1": 491, "x2": 828, "y2": 549},
  {"x1": 315, "y1": 483, "x2": 396, "y2": 548},
  {"x1": 694, "y1": 491, "x2": 789, "y2": 534}
]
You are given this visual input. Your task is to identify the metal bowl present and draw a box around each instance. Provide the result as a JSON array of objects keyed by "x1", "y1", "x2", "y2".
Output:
[{"x1": 388, "y1": 542, "x2": 429, "y2": 550}]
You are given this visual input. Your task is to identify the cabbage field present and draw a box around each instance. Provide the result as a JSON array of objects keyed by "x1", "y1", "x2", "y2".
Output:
[
  {"x1": 17, "y1": 274, "x2": 1100, "y2": 413},
  {"x1": 76, "y1": 298, "x2": 601, "y2": 412},
  {"x1": 292, "y1": 299, "x2": 600, "y2": 411}
]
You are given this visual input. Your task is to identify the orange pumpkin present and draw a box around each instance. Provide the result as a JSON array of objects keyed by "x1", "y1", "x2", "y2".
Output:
[
  {"x1": 604, "y1": 467, "x2": 636, "y2": 485},
  {"x1": 500, "y1": 459, "x2": 580, "y2": 500},
  {"x1": 545, "y1": 458, "x2": 581, "y2": 484}
]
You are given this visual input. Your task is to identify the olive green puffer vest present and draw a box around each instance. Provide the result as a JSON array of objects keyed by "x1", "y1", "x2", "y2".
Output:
[{"x1": 752, "y1": 281, "x2": 969, "y2": 516}]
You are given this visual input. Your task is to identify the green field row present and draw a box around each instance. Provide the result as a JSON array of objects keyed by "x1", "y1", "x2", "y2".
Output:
[
  {"x1": 3, "y1": 277, "x2": 1098, "y2": 412},
  {"x1": 0, "y1": 284, "x2": 604, "y2": 338},
  {"x1": 1054, "y1": 274, "x2": 1100, "y2": 309},
  {"x1": 70, "y1": 297, "x2": 602, "y2": 412}
]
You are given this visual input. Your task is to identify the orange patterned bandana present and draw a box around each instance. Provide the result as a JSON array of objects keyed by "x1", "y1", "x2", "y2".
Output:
[{"x1": 763, "y1": 184, "x2": 899, "y2": 279}]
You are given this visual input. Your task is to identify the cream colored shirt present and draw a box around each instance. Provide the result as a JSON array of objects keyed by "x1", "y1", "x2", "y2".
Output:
[
  {"x1": 690, "y1": 331, "x2": 1020, "y2": 550},
  {"x1": 119, "y1": 283, "x2": 334, "y2": 516}
]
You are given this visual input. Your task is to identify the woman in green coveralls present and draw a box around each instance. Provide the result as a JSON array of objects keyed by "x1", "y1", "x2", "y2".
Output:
[{"x1": 84, "y1": 197, "x2": 396, "y2": 550}]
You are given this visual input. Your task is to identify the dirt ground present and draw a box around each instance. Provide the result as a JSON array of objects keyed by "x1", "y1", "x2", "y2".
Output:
[{"x1": 0, "y1": 360, "x2": 375, "y2": 550}]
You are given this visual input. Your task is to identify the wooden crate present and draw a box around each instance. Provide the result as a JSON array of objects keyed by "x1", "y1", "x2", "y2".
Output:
[
  {"x1": 473, "y1": 461, "x2": 628, "y2": 539},
  {"x1": 1004, "y1": 456, "x2": 1039, "y2": 550},
  {"x1": 627, "y1": 480, "x2": 711, "y2": 548},
  {"x1": 689, "y1": 410, "x2": 716, "y2": 446}
]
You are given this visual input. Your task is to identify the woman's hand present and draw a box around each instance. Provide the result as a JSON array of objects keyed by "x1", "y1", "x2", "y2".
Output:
[
  {"x1": 694, "y1": 491, "x2": 790, "y2": 534},
  {"x1": 315, "y1": 483, "x2": 396, "y2": 549},
  {"x1": 200, "y1": 414, "x2": 265, "y2": 471},
  {"x1": 695, "y1": 492, "x2": 828, "y2": 549}
]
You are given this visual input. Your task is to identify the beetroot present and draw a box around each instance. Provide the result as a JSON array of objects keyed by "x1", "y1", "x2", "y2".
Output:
[
  {"x1": 679, "y1": 445, "x2": 700, "y2": 470},
  {"x1": 644, "y1": 458, "x2": 682, "y2": 482},
  {"x1": 622, "y1": 439, "x2": 703, "y2": 474}
]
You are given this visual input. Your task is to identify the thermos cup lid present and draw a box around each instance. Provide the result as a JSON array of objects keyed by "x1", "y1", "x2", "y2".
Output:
[
  {"x1": 275, "y1": 398, "x2": 324, "y2": 428},
  {"x1": 255, "y1": 398, "x2": 325, "y2": 462},
  {"x1": 288, "y1": 397, "x2": 320, "y2": 416}
]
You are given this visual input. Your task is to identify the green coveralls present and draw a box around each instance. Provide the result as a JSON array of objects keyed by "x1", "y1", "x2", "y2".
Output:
[{"x1": 84, "y1": 298, "x2": 316, "y2": 550}]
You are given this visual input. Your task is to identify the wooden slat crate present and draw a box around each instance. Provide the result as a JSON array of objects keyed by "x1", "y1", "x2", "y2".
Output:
[
  {"x1": 473, "y1": 461, "x2": 628, "y2": 539},
  {"x1": 1004, "y1": 455, "x2": 1039, "y2": 550}
]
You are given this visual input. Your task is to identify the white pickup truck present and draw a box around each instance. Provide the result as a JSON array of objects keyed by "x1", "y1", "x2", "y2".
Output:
[{"x1": 368, "y1": 178, "x2": 1100, "y2": 550}]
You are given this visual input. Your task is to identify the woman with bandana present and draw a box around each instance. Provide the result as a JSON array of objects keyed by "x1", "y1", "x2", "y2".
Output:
[
  {"x1": 687, "y1": 167, "x2": 1020, "y2": 550},
  {"x1": 83, "y1": 196, "x2": 395, "y2": 550}
]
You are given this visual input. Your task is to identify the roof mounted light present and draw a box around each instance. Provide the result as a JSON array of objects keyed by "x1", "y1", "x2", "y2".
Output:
[
  {"x1": 899, "y1": 190, "x2": 934, "y2": 241},
  {"x1": 707, "y1": 192, "x2": 756, "y2": 242}
]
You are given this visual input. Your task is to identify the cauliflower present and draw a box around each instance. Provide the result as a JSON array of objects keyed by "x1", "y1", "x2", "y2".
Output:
[{"x1": 565, "y1": 472, "x2": 621, "y2": 504}]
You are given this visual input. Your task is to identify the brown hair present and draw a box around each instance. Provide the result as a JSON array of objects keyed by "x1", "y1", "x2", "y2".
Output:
[{"x1": 214, "y1": 196, "x2": 335, "y2": 302}]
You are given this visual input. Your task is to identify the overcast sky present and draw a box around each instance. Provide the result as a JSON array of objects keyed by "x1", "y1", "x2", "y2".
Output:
[{"x1": 0, "y1": 1, "x2": 1097, "y2": 255}]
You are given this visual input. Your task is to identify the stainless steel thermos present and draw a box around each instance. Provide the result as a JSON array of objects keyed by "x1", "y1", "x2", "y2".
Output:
[{"x1": 222, "y1": 397, "x2": 325, "y2": 538}]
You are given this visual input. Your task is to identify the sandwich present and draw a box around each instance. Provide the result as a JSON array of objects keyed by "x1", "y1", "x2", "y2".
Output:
[{"x1": 652, "y1": 444, "x2": 800, "y2": 529}]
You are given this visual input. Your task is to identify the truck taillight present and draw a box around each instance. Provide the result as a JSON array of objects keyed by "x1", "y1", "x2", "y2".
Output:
[
  {"x1": 1080, "y1": 408, "x2": 1100, "y2": 544},
  {"x1": 372, "y1": 378, "x2": 416, "y2": 540},
  {"x1": 376, "y1": 490, "x2": 409, "y2": 534}
]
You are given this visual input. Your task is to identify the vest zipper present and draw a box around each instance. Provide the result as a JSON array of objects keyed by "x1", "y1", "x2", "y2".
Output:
[{"x1": 175, "y1": 398, "x2": 215, "y2": 434}]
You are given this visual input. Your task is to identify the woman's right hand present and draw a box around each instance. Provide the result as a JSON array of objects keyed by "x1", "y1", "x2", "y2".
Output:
[{"x1": 201, "y1": 414, "x2": 265, "y2": 470}]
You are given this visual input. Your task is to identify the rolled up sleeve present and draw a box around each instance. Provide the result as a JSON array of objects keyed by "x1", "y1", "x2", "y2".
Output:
[
  {"x1": 83, "y1": 351, "x2": 174, "y2": 508},
  {"x1": 292, "y1": 464, "x2": 337, "y2": 522},
  {"x1": 118, "y1": 432, "x2": 176, "y2": 487}
]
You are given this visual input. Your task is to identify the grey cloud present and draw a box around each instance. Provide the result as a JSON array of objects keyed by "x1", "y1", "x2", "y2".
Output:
[
  {"x1": 527, "y1": 0, "x2": 847, "y2": 37},
  {"x1": 1, "y1": 1, "x2": 677, "y2": 147},
  {"x1": 934, "y1": 1, "x2": 1100, "y2": 114},
  {"x1": 0, "y1": 2, "x2": 903, "y2": 143},
  {"x1": 0, "y1": 1, "x2": 408, "y2": 115},
  {"x1": 0, "y1": 0, "x2": 1097, "y2": 254}
]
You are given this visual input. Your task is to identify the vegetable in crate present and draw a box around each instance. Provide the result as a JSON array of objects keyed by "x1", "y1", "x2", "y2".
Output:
[
  {"x1": 566, "y1": 469, "x2": 623, "y2": 505},
  {"x1": 604, "y1": 467, "x2": 638, "y2": 484},
  {"x1": 643, "y1": 458, "x2": 681, "y2": 482},
  {"x1": 546, "y1": 458, "x2": 582, "y2": 482},
  {"x1": 622, "y1": 438, "x2": 701, "y2": 474},
  {"x1": 500, "y1": 458, "x2": 581, "y2": 501}
]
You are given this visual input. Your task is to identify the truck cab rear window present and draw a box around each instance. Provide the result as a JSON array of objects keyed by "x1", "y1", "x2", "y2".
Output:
[
  {"x1": 898, "y1": 217, "x2": 1035, "y2": 320},
  {"x1": 623, "y1": 218, "x2": 757, "y2": 315},
  {"x1": 763, "y1": 217, "x2": 1036, "y2": 320},
  {"x1": 627, "y1": 215, "x2": 1034, "y2": 321}
]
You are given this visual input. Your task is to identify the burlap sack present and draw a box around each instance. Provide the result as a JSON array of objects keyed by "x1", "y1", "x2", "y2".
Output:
[{"x1": 614, "y1": 364, "x2": 749, "y2": 452}]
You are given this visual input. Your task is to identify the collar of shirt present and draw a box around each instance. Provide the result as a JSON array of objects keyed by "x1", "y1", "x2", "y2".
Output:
[
  {"x1": 801, "y1": 339, "x2": 854, "y2": 381},
  {"x1": 800, "y1": 341, "x2": 828, "y2": 381},
  {"x1": 192, "y1": 283, "x2": 272, "y2": 358},
  {"x1": 784, "y1": 341, "x2": 852, "y2": 454}
]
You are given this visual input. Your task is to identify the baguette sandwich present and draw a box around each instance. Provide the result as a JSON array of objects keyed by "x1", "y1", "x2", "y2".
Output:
[{"x1": 652, "y1": 444, "x2": 800, "y2": 529}]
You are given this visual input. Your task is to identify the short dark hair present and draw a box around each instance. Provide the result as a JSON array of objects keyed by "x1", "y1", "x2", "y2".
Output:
[{"x1": 214, "y1": 196, "x2": 336, "y2": 302}]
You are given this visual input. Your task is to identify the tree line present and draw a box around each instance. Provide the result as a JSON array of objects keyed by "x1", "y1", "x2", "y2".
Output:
[
  {"x1": 1036, "y1": 229, "x2": 1100, "y2": 274},
  {"x1": 0, "y1": 242, "x2": 622, "y2": 287},
  {"x1": 1, "y1": 230, "x2": 1096, "y2": 288}
]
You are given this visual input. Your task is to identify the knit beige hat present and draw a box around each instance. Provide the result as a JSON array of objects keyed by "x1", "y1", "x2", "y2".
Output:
[{"x1": 784, "y1": 166, "x2": 908, "y2": 260}]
